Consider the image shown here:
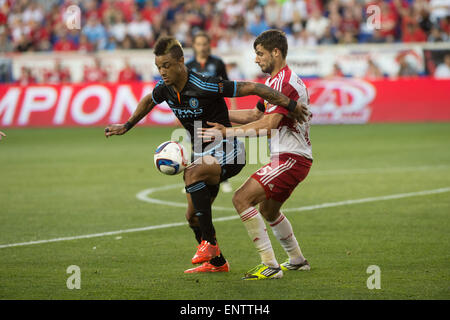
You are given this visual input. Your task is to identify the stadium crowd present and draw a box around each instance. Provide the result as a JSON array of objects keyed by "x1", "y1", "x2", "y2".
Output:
[{"x1": 1, "y1": 0, "x2": 450, "y2": 53}]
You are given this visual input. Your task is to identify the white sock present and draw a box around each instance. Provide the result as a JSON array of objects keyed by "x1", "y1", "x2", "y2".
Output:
[
  {"x1": 239, "y1": 207, "x2": 279, "y2": 268},
  {"x1": 269, "y1": 213, "x2": 305, "y2": 265}
]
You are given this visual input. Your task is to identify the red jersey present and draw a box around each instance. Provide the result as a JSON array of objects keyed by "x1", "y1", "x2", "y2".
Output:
[{"x1": 259, "y1": 65, "x2": 312, "y2": 160}]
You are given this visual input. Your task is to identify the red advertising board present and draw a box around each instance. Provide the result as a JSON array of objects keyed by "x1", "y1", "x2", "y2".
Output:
[{"x1": 0, "y1": 78, "x2": 449, "y2": 127}]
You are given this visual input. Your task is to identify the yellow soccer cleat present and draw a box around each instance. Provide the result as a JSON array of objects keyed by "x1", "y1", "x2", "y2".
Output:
[
  {"x1": 280, "y1": 259, "x2": 311, "y2": 272},
  {"x1": 242, "y1": 263, "x2": 283, "y2": 280}
]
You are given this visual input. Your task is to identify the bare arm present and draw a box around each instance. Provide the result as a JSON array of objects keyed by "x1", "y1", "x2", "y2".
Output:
[
  {"x1": 234, "y1": 81, "x2": 310, "y2": 123},
  {"x1": 235, "y1": 82, "x2": 292, "y2": 109},
  {"x1": 105, "y1": 93, "x2": 156, "y2": 137},
  {"x1": 228, "y1": 108, "x2": 264, "y2": 124},
  {"x1": 126, "y1": 93, "x2": 156, "y2": 127},
  {"x1": 199, "y1": 113, "x2": 283, "y2": 139}
]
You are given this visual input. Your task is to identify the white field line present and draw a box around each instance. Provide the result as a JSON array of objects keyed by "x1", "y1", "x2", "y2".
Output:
[{"x1": 1, "y1": 186, "x2": 449, "y2": 249}]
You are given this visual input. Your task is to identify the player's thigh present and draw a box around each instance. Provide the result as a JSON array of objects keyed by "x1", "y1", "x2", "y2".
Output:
[
  {"x1": 184, "y1": 155, "x2": 221, "y2": 186},
  {"x1": 232, "y1": 177, "x2": 267, "y2": 213},
  {"x1": 259, "y1": 198, "x2": 284, "y2": 222}
]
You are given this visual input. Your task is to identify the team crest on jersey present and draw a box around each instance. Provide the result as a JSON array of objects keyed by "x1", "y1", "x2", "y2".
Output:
[{"x1": 189, "y1": 98, "x2": 199, "y2": 109}]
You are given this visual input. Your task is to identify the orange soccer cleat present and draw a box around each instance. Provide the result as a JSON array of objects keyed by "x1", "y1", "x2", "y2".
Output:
[
  {"x1": 184, "y1": 261, "x2": 230, "y2": 273},
  {"x1": 191, "y1": 240, "x2": 221, "y2": 264}
]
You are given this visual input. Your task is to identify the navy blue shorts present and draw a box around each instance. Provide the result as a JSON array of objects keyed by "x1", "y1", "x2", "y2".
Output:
[{"x1": 192, "y1": 138, "x2": 246, "y2": 182}]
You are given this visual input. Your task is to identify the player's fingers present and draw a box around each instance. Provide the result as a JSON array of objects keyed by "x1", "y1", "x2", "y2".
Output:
[{"x1": 206, "y1": 121, "x2": 220, "y2": 128}]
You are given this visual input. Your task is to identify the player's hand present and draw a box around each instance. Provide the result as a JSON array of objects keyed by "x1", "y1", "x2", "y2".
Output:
[
  {"x1": 197, "y1": 121, "x2": 226, "y2": 142},
  {"x1": 0, "y1": 131, "x2": 5, "y2": 141},
  {"x1": 104, "y1": 124, "x2": 127, "y2": 138},
  {"x1": 289, "y1": 102, "x2": 311, "y2": 124}
]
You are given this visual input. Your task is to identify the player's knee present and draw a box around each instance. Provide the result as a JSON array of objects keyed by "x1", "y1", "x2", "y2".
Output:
[
  {"x1": 232, "y1": 189, "x2": 251, "y2": 212},
  {"x1": 185, "y1": 211, "x2": 199, "y2": 226}
]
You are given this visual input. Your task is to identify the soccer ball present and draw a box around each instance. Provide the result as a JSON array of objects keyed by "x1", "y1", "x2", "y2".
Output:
[{"x1": 154, "y1": 141, "x2": 188, "y2": 175}]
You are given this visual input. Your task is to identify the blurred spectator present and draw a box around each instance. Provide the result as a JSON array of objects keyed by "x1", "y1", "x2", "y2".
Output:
[
  {"x1": 223, "y1": 0, "x2": 246, "y2": 29},
  {"x1": 53, "y1": 32, "x2": 78, "y2": 52},
  {"x1": 379, "y1": 1, "x2": 397, "y2": 42},
  {"x1": 127, "y1": 12, "x2": 153, "y2": 42},
  {"x1": 363, "y1": 59, "x2": 384, "y2": 79},
  {"x1": 327, "y1": 63, "x2": 345, "y2": 78},
  {"x1": 82, "y1": 15, "x2": 108, "y2": 51},
  {"x1": 247, "y1": 14, "x2": 270, "y2": 36},
  {"x1": 397, "y1": 54, "x2": 419, "y2": 77},
  {"x1": 434, "y1": 53, "x2": 450, "y2": 78},
  {"x1": 264, "y1": 0, "x2": 281, "y2": 28},
  {"x1": 339, "y1": 6, "x2": 359, "y2": 39},
  {"x1": 440, "y1": 16, "x2": 450, "y2": 34},
  {"x1": 16, "y1": 67, "x2": 37, "y2": 86},
  {"x1": 428, "y1": 26, "x2": 448, "y2": 41},
  {"x1": 83, "y1": 58, "x2": 109, "y2": 83},
  {"x1": 280, "y1": 0, "x2": 308, "y2": 31},
  {"x1": 429, "y1": 0, "x2": 450, "y2": 24},
  {"x1": 43, "y1": 60, "x2": 72, "y2": 84},
  {"x1": 1, "y1": 0, "x2": 449, "y2": 56},
  {"x1": 78, "y1": 34, "x2": 95, "y2": 53},
  {"x1": 319, "y1": 25, "x2": 338, "y2": 44},
  {"x1": 306, "y1": 8, "x2": 330, "y2": 39},
  {"x1": 104, "y1": 34, "x2": 118, "y2": 50},
  {"x1": 118, "y1": 60, "x2": 141, "y2": 82},
  {"x1": 293, "y1": 29, "x2": 317, "y2": 46},
  {"x1": 403, "y1": 22, "x2": 428, "y2": 42},
  {"x1": 110, "y1": 12, "x2": 128, "y2": 45}
]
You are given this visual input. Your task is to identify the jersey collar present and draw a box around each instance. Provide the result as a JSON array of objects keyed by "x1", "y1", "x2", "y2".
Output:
[{"x1": 269, "y1": 65, "x2": 289, "y2": 82}]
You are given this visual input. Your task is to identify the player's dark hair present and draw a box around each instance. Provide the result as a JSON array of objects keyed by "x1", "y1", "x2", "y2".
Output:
[
  {"x1": 154, "y1": 36, "x2": 184, "y2": 59},
  {"x1": 193, "y1": 31, "x2": 210, "y2": 44},
  {"x1": 253, "y1": 29, "x2": 288, "y2": 59}
]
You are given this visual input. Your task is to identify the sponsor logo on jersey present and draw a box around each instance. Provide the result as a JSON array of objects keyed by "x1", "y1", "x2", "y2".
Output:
[{"x1": 172, "y1": 108, "x2": 203, "y2": 119}]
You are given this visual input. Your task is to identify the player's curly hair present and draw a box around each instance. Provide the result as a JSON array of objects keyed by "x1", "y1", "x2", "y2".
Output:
[
  {"x1": 154, "y1": 36, "x2": 184, "y2": 59},
  {"x1": 253, "y1": 29, "x2": 288, "y2": 59}
]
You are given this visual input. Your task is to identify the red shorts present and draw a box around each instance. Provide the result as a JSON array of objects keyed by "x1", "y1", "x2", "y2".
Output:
[{"x1": 251, "y1": 153, "x2": 312, "y2": 203}]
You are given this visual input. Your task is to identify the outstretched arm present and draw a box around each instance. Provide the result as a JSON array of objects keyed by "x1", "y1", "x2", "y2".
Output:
[
  {"x1": 199, "y1": 113, "x2": 283, "y2": 140},
  {"x1": 105, "y1": 93, "x2": 156, "y2": 137},
  {"x1": 234, "y1": 81, "x2": 309, "y2": 123},
  {"x1": 228, "y1": 108, "x2": 264, "y2": 124}
]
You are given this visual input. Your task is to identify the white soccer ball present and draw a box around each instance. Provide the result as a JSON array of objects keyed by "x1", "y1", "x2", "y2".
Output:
[{"x1": 154, "y1": 141, "x2": 188, "y2": 175}]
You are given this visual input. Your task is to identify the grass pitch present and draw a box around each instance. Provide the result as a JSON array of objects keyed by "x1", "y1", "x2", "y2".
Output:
[{"x1": 0, "y1": 123, "x2": 449, "y2": 300}]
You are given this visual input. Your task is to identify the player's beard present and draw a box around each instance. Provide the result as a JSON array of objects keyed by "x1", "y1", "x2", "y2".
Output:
[{"x1": 260, "y1": 58, "x2": 275, "y2": 74}]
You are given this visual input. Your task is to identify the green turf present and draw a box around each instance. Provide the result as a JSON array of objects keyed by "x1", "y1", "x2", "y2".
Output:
[{"x1": 0, "y1": 123, "x2": 449, "y2": 299}]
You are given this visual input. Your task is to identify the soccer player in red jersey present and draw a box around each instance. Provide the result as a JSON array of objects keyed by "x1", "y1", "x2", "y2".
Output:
[{"x1": 200, "y1": 30, "x2": 313, "y2": 280}]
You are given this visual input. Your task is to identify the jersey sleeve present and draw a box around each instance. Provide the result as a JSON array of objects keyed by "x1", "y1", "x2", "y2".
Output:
[
  {"x1": 264, "y1": 81, "x2": 306, "y2": 116},
  {"x1": 200, "y1": 76, "x2": 237, "y2": 98},
  {"x1": 151, "y1": 81, "x2": 166, "y2": 105}
]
